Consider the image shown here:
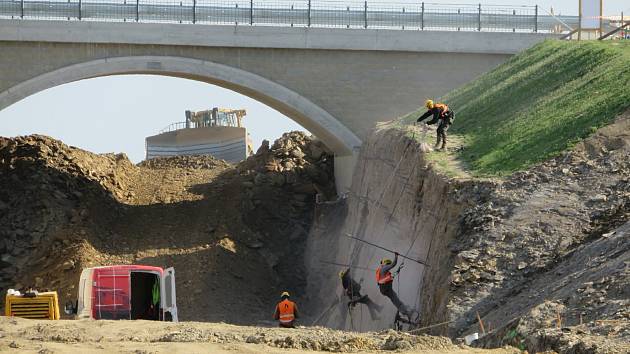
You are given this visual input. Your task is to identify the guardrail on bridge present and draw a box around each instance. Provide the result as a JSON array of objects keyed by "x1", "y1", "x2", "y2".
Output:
[{"x1": 0, "y1": 0, "x2": 579, "y2": 33}]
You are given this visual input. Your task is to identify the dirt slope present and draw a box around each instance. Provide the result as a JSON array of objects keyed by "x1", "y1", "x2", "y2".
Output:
[
  {"x1": 449, "y1": 113, "x2": 630, "y2": 352},
  {"x1": 304, "y1": 111, "x2": 629, "y2": 353},
  {"x1": 0, "y1": 132, "x2": 334, "y2": 324}
]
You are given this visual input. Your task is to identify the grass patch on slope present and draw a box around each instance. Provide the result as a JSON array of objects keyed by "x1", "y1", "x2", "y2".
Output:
[{"x1": 400, "y1": 40, "x2": 630, "y2": 176}]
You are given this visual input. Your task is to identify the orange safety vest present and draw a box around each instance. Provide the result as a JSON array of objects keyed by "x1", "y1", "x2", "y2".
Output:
[
  {"x1": 277, "y1": 299, "x2": 296, "y2": 323},
  {"x1": 435, "y1": 103, "x2": 450, "y2": 118},
  {"x1": 375, "y1": 266, "x2": 393, "y2": 285}
]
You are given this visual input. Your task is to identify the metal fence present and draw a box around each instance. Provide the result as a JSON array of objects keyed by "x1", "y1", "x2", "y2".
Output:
[{"x1": 0, "y1": 0, "x2": 579, "y2": 33}]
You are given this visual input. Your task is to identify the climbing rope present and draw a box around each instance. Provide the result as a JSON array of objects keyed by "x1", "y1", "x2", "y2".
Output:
[
  {"x1": 405, "y1": 319, "x2": 453, "y2": 334},
  {"x1": 311, "y1": 297, "x2": 340, "y2": 326},
  {"x1": 347, "y1": 303, "x2": 355, "y2": 330}
]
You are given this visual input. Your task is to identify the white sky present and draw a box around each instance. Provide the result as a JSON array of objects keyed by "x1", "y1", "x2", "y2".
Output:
[
  {"x1": 0, "y1": 76, "x2": 306, "y2": 162},
  {"x1": 0, "y1": 0, "x2": 627, "y2": 162}
]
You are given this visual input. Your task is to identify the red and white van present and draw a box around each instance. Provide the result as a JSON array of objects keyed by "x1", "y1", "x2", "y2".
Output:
[{"x1": 75, "y1": 265, "x2": 178, "y2": 322}]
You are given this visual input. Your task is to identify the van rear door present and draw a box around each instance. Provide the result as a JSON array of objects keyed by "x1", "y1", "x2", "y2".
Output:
[{"x1": 161, "y1": 267, "x2": 178, "y2": 322}]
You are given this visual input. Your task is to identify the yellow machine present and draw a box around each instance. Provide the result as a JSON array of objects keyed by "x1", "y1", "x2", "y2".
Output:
[{"x1": 5, "y1": 291, "x2": 60, "y2": 320}]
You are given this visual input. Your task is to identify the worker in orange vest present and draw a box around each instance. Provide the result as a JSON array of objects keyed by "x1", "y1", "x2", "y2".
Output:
[
  {"x1": 376, "y1": 253, "x2": 411, "y2": 318},
  {"x1": 273, "y1": 291, "x2": 299, "y2": 328},
  {"x1": 416, "y1": 99, "x2": 455, "y2": 151}
]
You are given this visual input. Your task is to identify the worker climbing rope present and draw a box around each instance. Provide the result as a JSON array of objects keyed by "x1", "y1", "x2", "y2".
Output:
[
  {"x1": 273, "y1": 291, "x2": 299, "y2": 328},
  {"x1": 415, "y1": 99, "x2": 455, "y2": 151},
  {"x1": 375, "y1": 252, "x2": 413, "y2": 319},
  {"x1": 339, "y1": 269, "x2": 382, "y2": 320}
]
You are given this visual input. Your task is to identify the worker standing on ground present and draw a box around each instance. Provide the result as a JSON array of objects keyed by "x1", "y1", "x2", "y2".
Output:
[
  {"x1": 416, "y1": 100, "x2": 454, "y2": 151},
  {"x1": 376, "y1": 253, "x2": 412, "y2": 318},
  {"x1": 339, "y1": 269, "x2": 382, "y2": 320},
  {"x1": 273, "y1": 291, "x2": 299, "y2": 328}
]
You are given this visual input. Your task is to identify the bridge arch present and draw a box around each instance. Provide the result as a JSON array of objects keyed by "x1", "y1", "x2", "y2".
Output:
[{"x1": 0, "y1": 55, "x2": 361, "y2": 156}]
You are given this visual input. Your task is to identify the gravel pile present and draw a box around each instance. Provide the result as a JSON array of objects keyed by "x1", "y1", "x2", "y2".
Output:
[{"x1": 138, "y1": 155, "x2": 231, "y2": 170}]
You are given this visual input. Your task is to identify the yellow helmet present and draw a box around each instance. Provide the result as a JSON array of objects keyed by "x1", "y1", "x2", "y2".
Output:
[
  {"x1": 425, "y1": 99, "x2": 434, "y2": 109},
  {"x1": 381, "y1": 258, "x2": 393, "y2": 265},
  {"x1": 281, "y1": 291, "x2": 290, "y2": 298},
  {"x1": 338, "y1": 270, "x2": 347, "y2": 278}
]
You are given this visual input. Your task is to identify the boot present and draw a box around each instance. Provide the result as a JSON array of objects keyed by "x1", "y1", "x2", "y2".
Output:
[{"x1": 434, "y1": 136, "x2": 442, "y2": 149}]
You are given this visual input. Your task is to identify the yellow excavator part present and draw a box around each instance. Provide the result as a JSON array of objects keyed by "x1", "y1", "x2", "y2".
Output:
[{"x1": 5, "y1": 292, "x2": 60, "y2": 320}]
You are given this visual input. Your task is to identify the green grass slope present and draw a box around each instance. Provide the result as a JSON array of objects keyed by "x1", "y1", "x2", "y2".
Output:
[{"x1": 400, "y1": 40, "x2": 630, "y2": 176}]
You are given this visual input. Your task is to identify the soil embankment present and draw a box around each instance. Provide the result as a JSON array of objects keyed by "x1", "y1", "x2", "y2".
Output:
[
  {"x1": 0, "y1": 132, "x2": 334, "y2": 324},
  {"x1": 0, "y1": 115, "x2": 627, "y2": 353},
  {"x1": 305, "y1": 113, "x2": 629, "y2": 353}
]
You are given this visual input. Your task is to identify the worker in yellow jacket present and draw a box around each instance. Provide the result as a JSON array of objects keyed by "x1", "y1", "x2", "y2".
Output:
[{"x1": 416, "y1": 100, "x2": 455, "y2": 151}]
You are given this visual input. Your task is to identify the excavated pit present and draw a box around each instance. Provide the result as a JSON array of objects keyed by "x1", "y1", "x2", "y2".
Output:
[
  {"x1": 0, "y1": 132, "x2": 336, "y2": 325},
  {"x1": 1, "y1": 112, "x2": 628, "y2": 353}
]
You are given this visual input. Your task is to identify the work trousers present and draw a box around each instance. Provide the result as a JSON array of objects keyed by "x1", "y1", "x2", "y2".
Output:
[
  {"x1": 378, "y1": 282, "x2": 409, "y2": 315},
  {"x1": 279, "y1": 321, "x2": 295, "y2": 328},
  {"x1": 347, "y1": 292, "x2": 381, "y2": 320},
  {"x1": 436, "y1": 121, "x2": 450, "y2": 148}
]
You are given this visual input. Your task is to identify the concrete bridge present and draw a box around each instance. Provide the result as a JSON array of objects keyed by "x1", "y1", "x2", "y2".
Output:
[{"x1": 0, "y1": 18, "x2": 559, "y2": 190}]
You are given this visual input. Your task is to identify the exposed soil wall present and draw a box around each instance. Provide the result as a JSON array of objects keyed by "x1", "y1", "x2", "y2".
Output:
[
  {"x1": 304, "y1": 124, "x2": 469, "y2": 332},
  {"x1": 305, "y1": 112, "x2": 629, "y2": 353}
]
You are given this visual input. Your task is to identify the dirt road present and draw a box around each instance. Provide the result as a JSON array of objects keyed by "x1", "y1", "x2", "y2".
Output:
[{"x1": 0, "y1": 317, "x2": 519, "y2": 354}]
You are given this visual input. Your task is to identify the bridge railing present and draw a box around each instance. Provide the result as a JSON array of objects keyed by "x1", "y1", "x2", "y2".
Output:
[
  {"x1": 159, "y1": 121, "x2": 188, "y2": 134},
  {"x1": 0, "y1": 0, "x2": 579, "y2": 33}
]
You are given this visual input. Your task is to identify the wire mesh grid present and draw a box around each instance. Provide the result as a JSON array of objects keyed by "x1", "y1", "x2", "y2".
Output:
[
  {"x1": 195, "y1": 0, "x2": 249, "y2": 25},
  {"x1": 18, "y1": 0, "x2": 81, "y2": 21},
  {"x1": 0, "y1": 0, "x2": 572, "y2": 33},
  {"x1": 140, "y1": 0, "x2": 194, "y2": 23},
  {"x1": 253, "y1": 0, "x2": 309, "y2": 27},
  {"x1": 367, "y1": 2, "x2": 423, "y2": 30},
  {"x1": 481, "y1": 5, "x2": 536, "y2": 32},
  {"x1": 82, "y1": 0, "x2": 137, "y2": 22},
  {"x1": 0, "y1": 0, "x2": 22, "y2": 18},
  {"x1": 311, "y1": 0, "x2": 365, "y2": 29},
  {"x1": 423, "y1": 3, "x2": 480, "y2": 31}
]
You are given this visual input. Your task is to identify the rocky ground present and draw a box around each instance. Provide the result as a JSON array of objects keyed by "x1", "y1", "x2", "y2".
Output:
[
  {"x1": 0, "y1": 316, "x2": 519, "y2": 354},
  {"x1": 0, "y1": 131, "x2": 334, "y2": 324},
  {"x1": 447, "y1": 113, "x2": 630, "y2": 352}
]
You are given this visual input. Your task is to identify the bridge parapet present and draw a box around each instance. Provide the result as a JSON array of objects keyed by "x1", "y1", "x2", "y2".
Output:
[
  {"x1": 0, "y1": 4, "x2": 567, "y2": 192},
  {"x1": 0, "y1": 0, "x2": 578, "y2": 33}
]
